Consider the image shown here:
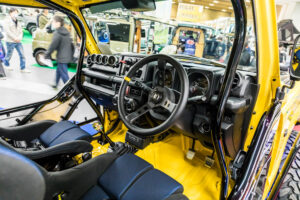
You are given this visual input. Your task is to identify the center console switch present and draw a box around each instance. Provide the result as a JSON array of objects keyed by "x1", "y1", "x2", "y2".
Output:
[{"x1": 125, "y1": 132, "x2": 151, "y2": 149}]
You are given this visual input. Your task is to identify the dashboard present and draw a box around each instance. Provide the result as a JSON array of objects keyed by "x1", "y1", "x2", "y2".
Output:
[{"x1": 82, "y1": 53, "x2": 258, "y2": 158}]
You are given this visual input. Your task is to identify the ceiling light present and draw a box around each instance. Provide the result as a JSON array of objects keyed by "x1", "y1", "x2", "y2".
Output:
[
  {"x1": 190, "y1": 0, "x2": 195, "y2": 2},
  {"x1": 209, "y1": 3, "x2": 214, "y2": 6},
  {"x1": 228, "y1": 7, "x2": 233, "y2": 9},
  {"x1": 222, "y1": 9, "x2": 227, "y2": 12},
  {"x1": 205, "y1": 6, "x2": 209, "y2": 9},
  {"x1": 213, "y1": 0, "x2": 219, "y2": 3}
]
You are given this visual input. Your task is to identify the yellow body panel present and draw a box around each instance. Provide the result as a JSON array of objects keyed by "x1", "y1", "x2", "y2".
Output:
[
  {"x1": 264, "y1": 83, "x2": 300, "y2": 198},
  {"x1": 243, "y1": 0, "x2": 281, "y2": 150}
]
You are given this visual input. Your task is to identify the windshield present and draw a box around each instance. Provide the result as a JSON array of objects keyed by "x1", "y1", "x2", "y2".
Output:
[{"x1": 82, "y1": 0, "x2": 257, "y2": 72}]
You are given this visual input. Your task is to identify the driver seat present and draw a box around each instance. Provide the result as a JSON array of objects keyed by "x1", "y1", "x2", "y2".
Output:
[
  {"x1": 0, "y1": 120, "x2": 93, "y2": 159},
  {"x1": 0, "y1": 144, "x2": 188, "y2": 200}
]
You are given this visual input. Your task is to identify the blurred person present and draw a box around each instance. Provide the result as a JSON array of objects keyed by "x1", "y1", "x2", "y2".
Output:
[
  {"x1": 239, "y1": 41, "x2": 251, "y2": 66},
  {"x1": 34, "y1": 9, "x2": 40, "y2": 17},
  {"x1": 227, "y1": 37, "x2": 234, "y2": 53},
  {"x1": 184, "y1": 35, "x2": 196, "y2": 55},
  {"x1": 44, "y1": 15, "x2": 74, "y2": 89},
  {"x1": 244, "y1": 41, "x2": 252, "y2": 53},
  {"x1": 37, "y1": 9, "x2": 49, "y2": 29},
  {"x1": 204, "y1": 35, "x2": 218, "y2": 59},
  {"x1": 3, "y1": 8, "x2": 30, "y2": 73},
  {"x1": 279, "y1": 43, "x2": 287, "y2": 64},
  {"x1": 0, "y1": 25, "x2": 5, "y2": 62},
  {"x1": 215, "y1": 36, "x2": 226, "y2": 60},
  {"x1": 0, "y1": 25, "x2": 5, "y2": 78}
]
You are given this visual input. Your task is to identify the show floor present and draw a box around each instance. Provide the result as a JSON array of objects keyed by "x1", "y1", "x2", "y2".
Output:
[{"x1": 0, "y1": 58, "x2": 94, "y2": 126}]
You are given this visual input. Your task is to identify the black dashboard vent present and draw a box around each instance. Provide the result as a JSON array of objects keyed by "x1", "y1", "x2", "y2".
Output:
[{"x1": 232, "y1": 73, "x2": 241, "y2": 89}]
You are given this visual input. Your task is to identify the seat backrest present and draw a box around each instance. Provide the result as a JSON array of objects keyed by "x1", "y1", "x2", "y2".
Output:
[{"x1": 0, "y1": 144, "x2": 46, "y2": 200}]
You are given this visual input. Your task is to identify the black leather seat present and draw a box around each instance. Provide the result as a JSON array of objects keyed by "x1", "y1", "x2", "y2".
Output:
[
  {"x1": 0, "y1": 144, "x2": 188, "y2": 200},
  {"x1": 0, "y1": 120, "x2": 93, "y2": 159}
]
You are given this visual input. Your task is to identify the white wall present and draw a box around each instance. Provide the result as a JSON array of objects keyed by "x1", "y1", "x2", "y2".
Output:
[
  {"x1": 291, "y1": 3, "x2": 300, "y2": 30},
  {"x1": 143, "y1": 0, "x2": 172, "y2": 19},
  {"x1": 278, "y1": 1, "x2": 300, "y2": 31}
]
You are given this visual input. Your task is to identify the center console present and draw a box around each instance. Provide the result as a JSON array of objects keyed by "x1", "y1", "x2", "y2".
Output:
[{"x1": 83, "y1": 53, "x2": 149, "y2": 108}]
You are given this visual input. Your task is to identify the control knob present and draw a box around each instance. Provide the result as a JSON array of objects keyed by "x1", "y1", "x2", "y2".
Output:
[{"x1": 125, "y1": 98, "x2": 138, "y2": 113}]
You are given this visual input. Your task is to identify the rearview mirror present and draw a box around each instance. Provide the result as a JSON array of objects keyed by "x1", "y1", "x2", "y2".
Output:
[
  {"x1": 290, "y1": 35, "x2": 300, "y2": 81},
  {"x1": 121, "y1": 0, "x2": 156, "y2": 12}
]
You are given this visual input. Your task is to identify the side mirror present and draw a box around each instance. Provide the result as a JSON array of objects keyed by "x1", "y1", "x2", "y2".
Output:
[
  {"x1": 290, "y1": 35, "x2": 300, "y2": 81},
  {"x1": 121, "y1": 0, "x2": 156, "y2": 12}
]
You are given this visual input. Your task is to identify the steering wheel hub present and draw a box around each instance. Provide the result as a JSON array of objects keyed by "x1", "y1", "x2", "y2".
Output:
[{"x1": 150, "y1": 89, "x2": 163, "y2": 104}]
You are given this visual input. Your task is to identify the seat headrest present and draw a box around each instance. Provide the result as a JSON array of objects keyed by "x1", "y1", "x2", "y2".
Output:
[{"x1": 0, "y1": 144, "x2": 46, "y2": 200}]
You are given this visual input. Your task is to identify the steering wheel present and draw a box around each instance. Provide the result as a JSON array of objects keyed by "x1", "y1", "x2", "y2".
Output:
[{"x1": 118, "y1": 54, "x2": 189, "y2": 136}]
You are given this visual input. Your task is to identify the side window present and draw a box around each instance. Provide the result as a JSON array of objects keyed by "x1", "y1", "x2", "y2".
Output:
[
  {"x1": 0, "y1": 6, "x2": 79, "y2": 109},
  {"x1": 276, "y1": 3, "x2": 299, "y2": 82},
  {"x1": 237, "y1": 3, "x2": 257, "y2": 72}
]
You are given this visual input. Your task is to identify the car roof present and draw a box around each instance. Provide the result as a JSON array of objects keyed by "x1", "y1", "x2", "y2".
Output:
[{"x1": 0, "y1": 0, "x2": 110, "y2": 8}]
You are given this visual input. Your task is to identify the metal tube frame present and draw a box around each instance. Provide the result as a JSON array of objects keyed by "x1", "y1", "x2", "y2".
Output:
[
  {"x1": 0, "y1": 77, "x2": 76, "y2": 125},
  {"x1": 229, "y1": 103, "x2": 281, "y2": 199},
  {"x1": 212, "y1": 0, "x2": 247, "y2": 199},
  {"x1": 61, "y1": 95, "x2": 84, "y2": 121}
]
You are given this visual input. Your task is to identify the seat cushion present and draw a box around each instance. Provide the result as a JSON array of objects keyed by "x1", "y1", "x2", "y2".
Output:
[
  {"x1": 39, "y1": 121, "x2": 91, "y2": 147},
  {"x1": 81, "y1": 185, "x2": 110, "y2": 200},
  {"x1": 98, "y1": 153, "x2": 153, "y2": 199},
  {"x1": 122, "y1": 169, "x2": 183, "y2": 200},
  {"x1": 81, "y1": 153, "x2": 185, "y2": 200}
]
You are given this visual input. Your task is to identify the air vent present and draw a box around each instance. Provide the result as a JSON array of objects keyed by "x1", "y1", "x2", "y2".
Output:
[
  {"x1": 86, "y1": 56, "x2": 93, "y2": 67},
  {"x1": 232, "y1": 73, "x2": 241, "y2": 89}
]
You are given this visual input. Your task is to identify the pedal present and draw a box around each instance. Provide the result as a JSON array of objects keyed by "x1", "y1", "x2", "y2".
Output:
[
  {"x1": 186, "y1": 149, "x2": 196, "y2": 160},
  {"x1": 204, "y1": 156, "x2": 215, "y2": 168}
]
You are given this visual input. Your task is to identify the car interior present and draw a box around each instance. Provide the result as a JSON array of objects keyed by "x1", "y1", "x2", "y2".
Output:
[{"x1": 0, "y1": 0, "x2": 260, "y2": 199}]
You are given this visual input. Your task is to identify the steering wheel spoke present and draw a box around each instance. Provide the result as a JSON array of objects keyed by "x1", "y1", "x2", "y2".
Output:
[
  {"x1": 126, "y1": 103, "x2": 153, "y2": 123},
  {"x1": 157, "y1": 58, "x2": 167, "y2": 87},
  {"x1": 133, "y1": 81, "x2": 154, "y2": 93},
  {"x1": 170, "y1": 88, "x2": 181, "y2": 95},
  {"x1": 160, "y1": 99, "x2": 177, "y2": 113}
]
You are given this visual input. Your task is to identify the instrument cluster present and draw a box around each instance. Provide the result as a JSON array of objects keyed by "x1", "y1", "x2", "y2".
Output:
[{"x1": 188, "y1": 71, "x2": 212, "y2": 103}]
